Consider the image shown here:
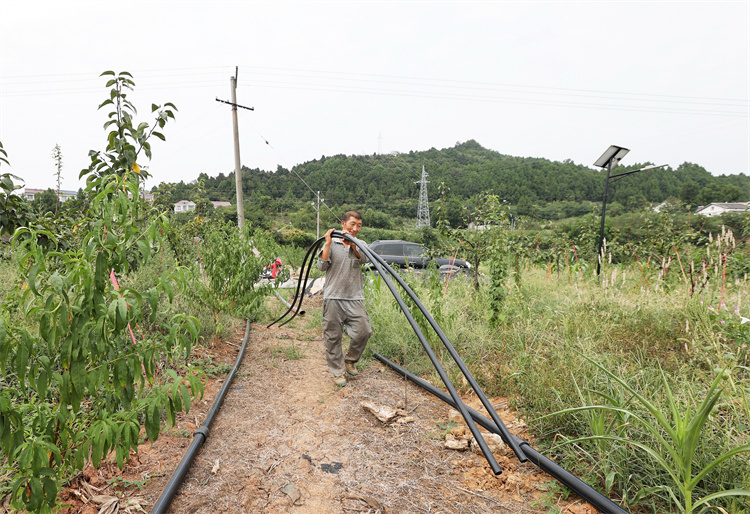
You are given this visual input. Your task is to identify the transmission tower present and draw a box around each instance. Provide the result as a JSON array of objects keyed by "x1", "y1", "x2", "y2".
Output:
[{"x1": 415, "y1": 165, "x2": 431, "y2": 228}]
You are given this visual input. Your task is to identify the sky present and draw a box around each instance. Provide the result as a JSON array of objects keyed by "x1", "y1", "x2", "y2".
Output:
[{"x1": 1, "y1": 0, "x2": 748, "y2": 194}]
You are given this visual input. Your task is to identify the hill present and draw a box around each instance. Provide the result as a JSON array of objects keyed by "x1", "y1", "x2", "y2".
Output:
[{"x1": 155, "y1": 140, "x2": 749, "y2": 223}]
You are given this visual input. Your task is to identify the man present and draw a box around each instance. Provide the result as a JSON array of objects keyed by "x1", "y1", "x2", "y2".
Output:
[{"x1": 317, "y1": 211, "x2": 372, "y2": 386}]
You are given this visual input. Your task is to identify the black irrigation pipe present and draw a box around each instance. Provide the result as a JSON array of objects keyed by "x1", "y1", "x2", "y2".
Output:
[
  {"x1": 273, "y1": 232, "x2": 510, "y2": 474},
  {"x1": 373, "y1": 352, "x2": 631, "y2": 514},
  {"x1": 267, "y1": 237, "x2": 325, "y2": 329},
  {"x1": 274, "y1": 290, "x2": 306, "y2": 316},
  {"x1": 266, "y1": 232, "x2": 629, "y2": 511},
  {"x1": 354, "y1": 233, "x2": 527, "y2": 464},
  {"x1": 150, "y1": 320, "x2": 253, "y2": 514}
]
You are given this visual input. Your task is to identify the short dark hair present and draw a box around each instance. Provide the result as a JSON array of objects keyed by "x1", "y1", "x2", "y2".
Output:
[{"x1": 342, "y1": 210, "x2": 362, "y2": 222}]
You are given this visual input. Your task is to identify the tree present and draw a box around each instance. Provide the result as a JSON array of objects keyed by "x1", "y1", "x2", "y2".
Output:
[
  {"x1": 516, "y1": 194, "x2": 534, "y2": 217},
  {"x1": 680, "y1": 181, "x2": 700, "y2": 206},
  {"x1": 0, "y1": 72, "x2": 197, "y2": 513},
  {"x1": 52, "y1": 144, "x2": 63, "y2": 215},
  {"x1": 30, "y1": 188, "x2": 58, "y2": 215},
  {"x1": 0, "y1": 144, "x2": 34, "y2": 237}
]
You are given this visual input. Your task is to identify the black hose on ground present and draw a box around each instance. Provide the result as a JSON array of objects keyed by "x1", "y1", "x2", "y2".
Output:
[
  {"x1": 262, "y1": 232, "x2": 629, "y2": 510},
  {"x1": 271, "y1": 231, "x2": 515, "y2": 473},
  {"x1": 373, "y1": 352, "x2": 630, "y2": 514},
  {"x1": 350, "y1": 233, "x2": 527, "y2": 462},
  {"x1": 337, "y1": 233, "x2": 505, "y2": 475},
  {"x1": 150, "y1": 320, "x2": 253, "y2": 514}
]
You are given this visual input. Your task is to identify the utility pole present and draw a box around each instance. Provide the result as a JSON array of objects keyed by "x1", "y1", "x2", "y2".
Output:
[
  {"x1": 216, "y1": 67, "x2": 254, "y2": 229},
  {"x1": 312, "y1": 191, "x2": 325, "y2": 238}
]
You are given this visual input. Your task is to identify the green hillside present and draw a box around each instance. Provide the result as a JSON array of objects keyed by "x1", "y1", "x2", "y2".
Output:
[{"x1": 155, "y1": 140, "x2": 749, "y2": 224}]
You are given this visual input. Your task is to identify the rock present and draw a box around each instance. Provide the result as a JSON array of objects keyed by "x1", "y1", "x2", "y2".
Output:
[
  {"x1": 279, "y1": 483, "x2": 303, "y2": 505},
  {"x1": 361, "y1": 401, "x2": 398, "y2": 423},
  {"x1": 451, "y1": 426, "x2": 468, "y2": 438},
  {"x1": 470, "y1": 433, "x2": 506, "y2": 455},
  {"x1": 444, "y1": 433, "x2": 469, "y2": 451},
  {"x1": 448, "y1": 409, "x2": 463, "y2": 423}
]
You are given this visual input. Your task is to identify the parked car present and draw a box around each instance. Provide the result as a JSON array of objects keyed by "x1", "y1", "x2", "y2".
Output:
[{"x1": 366, "y1": 240, "x2": 471, "y2": 272}]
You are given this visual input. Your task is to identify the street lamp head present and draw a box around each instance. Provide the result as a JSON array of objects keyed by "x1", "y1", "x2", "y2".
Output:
[{"x1": 594, "y1": 145, "x2": 630, "y2": 168}]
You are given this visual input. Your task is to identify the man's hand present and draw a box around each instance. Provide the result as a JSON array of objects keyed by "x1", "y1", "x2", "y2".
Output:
[
  {"x1": 320, "y1": 228, "x2": 336, "y2": 261},
  {"x1": 340, "y1": 229, "x2": 361, "y2": 258}
]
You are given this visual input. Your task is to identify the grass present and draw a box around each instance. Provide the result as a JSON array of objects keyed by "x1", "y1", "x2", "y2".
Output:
[
  {"x1": 269, "y1": 343, "x2": 306, "y2": 361},
  {"x1": 364, "y1": 260, "x2": 750, "y2": 513}
]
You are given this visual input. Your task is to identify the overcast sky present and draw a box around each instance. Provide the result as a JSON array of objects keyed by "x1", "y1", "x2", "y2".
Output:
[{"x1": 1, "y1": 1, "x2": 748, "y2": 194}]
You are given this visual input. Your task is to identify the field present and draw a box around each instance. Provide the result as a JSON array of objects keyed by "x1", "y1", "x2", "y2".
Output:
[
  {"x1": 364, "y1": 254, "x2": 750, "y2": 513},
  {"x1": 0, "y1": 72, "x2": 748, "y2": 513}
]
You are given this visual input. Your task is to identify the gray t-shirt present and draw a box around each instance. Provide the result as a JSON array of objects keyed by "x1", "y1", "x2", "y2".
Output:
[{"x1": 317, "y1": 238, "x2": 369, "y2": 300}]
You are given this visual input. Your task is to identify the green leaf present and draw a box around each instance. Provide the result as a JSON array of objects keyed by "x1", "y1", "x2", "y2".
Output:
[
  {"x1": 146, "y1": 403, "x2": 159, "y2": 442},
  {"x1": 50, "y1": 272, "x2": 63, "y2": 293},
  {"x1": 95, "y1": 251, "x2": 108, "y2": 292},
  {"x1": 28, "y1": 262, "x2": 41, "y2": 296},
  {"x1": 179, "y1": 384, "x2": 191, "y2": 414},
  {"x1": 70, "y1": 359, "x2": 85, "y2": 396}
]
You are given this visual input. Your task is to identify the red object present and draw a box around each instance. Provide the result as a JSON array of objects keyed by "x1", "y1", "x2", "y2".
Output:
[{"x1": 271, "y1": 259, "x2": 282, "y2": 278}]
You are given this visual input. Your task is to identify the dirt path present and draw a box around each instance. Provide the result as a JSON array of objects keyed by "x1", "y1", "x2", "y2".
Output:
[{"x1": 60, "y1": 301, "x2": 600, "y2": 514}]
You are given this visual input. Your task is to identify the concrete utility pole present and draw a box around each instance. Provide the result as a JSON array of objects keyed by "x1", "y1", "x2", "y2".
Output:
[
  {"x1": 216, "y1": 67, "x2": 254, "y2": 229},
  {"x1": 312, "y1": 191, "x2": 325, "y2": 238}
]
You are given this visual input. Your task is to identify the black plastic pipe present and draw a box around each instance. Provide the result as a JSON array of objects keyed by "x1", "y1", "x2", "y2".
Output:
[
  {"x1": 274, "y1": 290, "x2": 305, "y2": 316},
  {"x1": 270, "y1": 232, "x2": 519, "y2": 473},
  {"x1": 350, "y1": 233, "x2": 527, "y2": 462},
  {"x1": 332, "y1": 232, "x2": 504, "y2": 475},
  {"x1": 267, "y1": 238, "x2": 324, "y2": 328},
  {"x1": 373, "y1": 352, "x2": 630, "y2": 514},
  {"x1": 150, "y1": 320, "x2": 253, "y2": 514}
]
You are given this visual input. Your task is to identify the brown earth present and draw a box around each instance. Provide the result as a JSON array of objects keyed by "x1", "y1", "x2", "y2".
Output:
[{"x1": 54, "y1": 298, "x2": 601, "y2": 514}]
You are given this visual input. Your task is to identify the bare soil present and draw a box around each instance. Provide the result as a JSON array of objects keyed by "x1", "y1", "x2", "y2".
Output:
[{"x1": 56, "y1": 298, "x2": 601, "y2": 514}]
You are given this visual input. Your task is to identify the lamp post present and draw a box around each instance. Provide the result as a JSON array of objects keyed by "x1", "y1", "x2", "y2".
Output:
[{"x1": 593, "y1": 145, "x2": 667, "y2": 276}]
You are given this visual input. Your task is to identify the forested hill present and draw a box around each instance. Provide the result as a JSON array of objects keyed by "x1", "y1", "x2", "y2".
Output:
[{"x1": 158, "y1": 140, "x2": 749, "y2": 218}]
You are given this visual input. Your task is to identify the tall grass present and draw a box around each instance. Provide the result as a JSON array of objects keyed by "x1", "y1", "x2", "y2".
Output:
[{"x1": 364, "y1": 262, "x2": 750, "y2": 513}]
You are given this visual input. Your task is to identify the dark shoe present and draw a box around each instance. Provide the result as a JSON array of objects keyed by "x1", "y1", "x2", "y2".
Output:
[
  {"x1": 334, "y1": 375, "x2": 347, "y2": 386},
  {"x1": 345, "y1": 362, "x2": 359, "y2": 376}
]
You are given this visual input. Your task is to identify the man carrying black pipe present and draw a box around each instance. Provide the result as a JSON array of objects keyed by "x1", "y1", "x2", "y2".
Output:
[{"x1": 317, "y1": 210, "x2": 372, "y2": 386}]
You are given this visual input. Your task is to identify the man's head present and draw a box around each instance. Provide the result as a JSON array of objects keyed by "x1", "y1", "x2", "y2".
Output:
[{"x1": 341, "y1": 210, "x2": 363, "y2": 238}]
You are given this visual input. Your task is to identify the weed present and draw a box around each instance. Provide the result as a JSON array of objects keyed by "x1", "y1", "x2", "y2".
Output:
[
  {"x1": 270, "y1": 344, "x2": 306, "y2": 360},
  {"x1": 107, "y1": 475, "x2": 150, "y2": 491},
  {"x1": 426, "y1": 420, "x2": 459, "y2": 440},
  {"x1": 547, "y1": 359, "x2": 750, "y2": 513},
  {"x1": 192, "y1": 357, "x2": 232, "y2": 379}
]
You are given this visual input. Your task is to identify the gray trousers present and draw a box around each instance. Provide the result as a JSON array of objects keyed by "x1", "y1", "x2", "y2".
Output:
[{"x1": 322, "y1": 299, "x2": 372, "y2": 377}]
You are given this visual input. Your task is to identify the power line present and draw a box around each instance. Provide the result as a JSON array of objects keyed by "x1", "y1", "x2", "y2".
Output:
[
  {"x1": 2, "y1": 66, "x2": 747, "y2": 118},
  {"x1": 238, "y1": 64, "x2": 750, "y2": 104}
]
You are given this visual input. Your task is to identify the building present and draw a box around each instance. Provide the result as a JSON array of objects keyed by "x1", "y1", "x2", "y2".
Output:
[
  {"x1": 211, "y1": 201, "x2": 231, "y2": 208},
  {"x1": 695, "y1": 202, "x2": 749, "y2": 217},
  {"x1": 23, "y1": 188, "x2": 78, "y2": 202},
  {"x1": 128, "y1": 192, "x2": 154, "y2": 202},
  {"x1": 174, "y1": 200, "x2": 196, "y2": 213}
]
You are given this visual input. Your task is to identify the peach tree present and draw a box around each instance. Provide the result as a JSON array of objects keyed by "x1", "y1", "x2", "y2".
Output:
[{"x1": 0, "y1": 72, "x2": 202, "y2": 512}]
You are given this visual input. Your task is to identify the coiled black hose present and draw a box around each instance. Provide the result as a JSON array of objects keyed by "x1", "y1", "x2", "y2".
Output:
[{"x1": 267, "y1": 237, "x2": 325, "y2": 328}]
